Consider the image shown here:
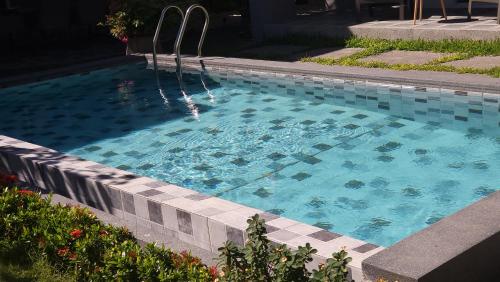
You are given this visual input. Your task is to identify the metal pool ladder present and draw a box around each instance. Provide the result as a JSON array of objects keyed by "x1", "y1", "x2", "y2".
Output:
[
  {"x1": 152, "y1": 5, "x2": 185, "y2": 74},
  {"x1": 152, "y1": 4, "x2": 209, "y2": 75}
]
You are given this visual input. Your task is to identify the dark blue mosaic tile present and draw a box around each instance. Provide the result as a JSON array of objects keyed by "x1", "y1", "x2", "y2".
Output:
[
  {"x1": 307, "y1": 197, "x2": 326, "y2": 208},
  {"x1": 425, "y1": 215, "x2": 442, "y2": 225},
  {"x1": 474, "y1": 186, "x2": 496, "y2": 197},
  {"x1": 344, "y1": 180, "x2": 365, "y2": 189},
  {"x1": 292, "y1": 152, "x2": 321, "y2": 165},
  {"x1": 375, "y1": 142, "x2": 402, "y2": 152},
  {"x1": 231, "y1": 158, "x2": 250, "y2": 166},
  {"x1": 168, "y1": 147, "x2": 185, "y2": 153},
  {"x1": 290, "y1": 108, "x2": 305, "y2": 112},
  {"x1": 388, "y1": 121, "x2": 405, "y2": 128},
  {"x1": 211, "y1": 151, "x2": 229, "y2": 158},
  {"x1": 242, "y1": 108, "x2": 257, "y2": 113},
  {"x1": 269, "y1": 125, "x2": 285, "y2": 130},
  {"x1": 369, "y1": 177, "x2": 390, "y2": 188},
  {"x1": 300, "y1": 120, "x2": 316, "y2": 126},
  {"x1": 313, "y1": 143, "x2": 333, "y2": 151},
  {"x1": 193, "y1": 163, "x2": 212, "y2": 171},
  {"x1": 472, "y1": 161, "x2": 489, "y2": 170},
  {"x1": 228, "y1": 178, "x2": 249, "y2": 187},
  {"x1": 101, "y1": 151, "x2": 118, "y2": 158},
  {"x1": 262, "y1": 107, "x2": 275, "y2": 112},
  {"x1": 331, "y1": 110, "x2": 345, "y2": 114},
  {"x1": 270, "y1": 119, "x2": 285, "y2": 125},
  {"x1": 85, "y1": 146, "x2": 101, "y2": 152},
  {"x1": 415, "y1": 149, "x2": 428, "y2": 155},
  {"x1": 377, "y1": 155, "x2": 394, "y2": 162},
  {"x1": 266, "y1": 208, "x2": 285, "y2": 215},
  {"x1": 259, "y1": 135, "x2": 273, "y2": 142},
  {"x1": 291, "y1": 172, "x2": 311, "y2": 181},
  {"x1": 267, "y1": 152, "x2": 286, "y2": 161},
  {"x1": 203, "y1": 178, "x2": 222, "y2": 188},
  {"x1": 253, "y1": 187, "x2": 272, "y2": 198},
  {"x1": 137, "y1": 163, "x2": 155, "y2": 170},
  {"x1": 402, "y1": 186, "x2": 422, "y2": 197},
  {"x1": 125, "y1": 150, "x2": 146, "y2": 159},
  {"x1": 343, "y1": 124, "x2": 360, "y2": 130},
  {"x1": 352, "y1": 114, "x2": 368, "y2": 119},
  {"x1": 342, "y1": 160, "x2": 356, "y2": 169}
]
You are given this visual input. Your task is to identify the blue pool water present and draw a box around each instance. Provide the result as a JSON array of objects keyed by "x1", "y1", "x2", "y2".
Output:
[{"x1": 0, "y1": 63, "x2": 499, "y2": 246}]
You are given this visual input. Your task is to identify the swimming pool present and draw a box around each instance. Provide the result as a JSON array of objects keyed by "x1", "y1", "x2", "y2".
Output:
[{"x1": 0, "y1": 63, "x2": 498, "y2": 246}]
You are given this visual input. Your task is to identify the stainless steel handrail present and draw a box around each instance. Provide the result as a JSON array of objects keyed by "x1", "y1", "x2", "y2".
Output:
[
  {"x1": 152, "y1": 5, "x2": 184, "y2": 73},
  {"x1": 174, "y1": 4, "x2": 209, "y2": 76}
]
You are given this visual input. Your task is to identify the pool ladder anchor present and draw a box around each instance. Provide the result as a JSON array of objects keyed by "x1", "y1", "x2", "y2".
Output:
[{"x1": 152, "y1": 4, "x2": 209, "y2": 76}]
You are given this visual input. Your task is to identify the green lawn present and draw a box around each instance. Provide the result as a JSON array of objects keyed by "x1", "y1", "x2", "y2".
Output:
[{"x1": 0, "y1": 247, "x2": 75, "y2": 282}]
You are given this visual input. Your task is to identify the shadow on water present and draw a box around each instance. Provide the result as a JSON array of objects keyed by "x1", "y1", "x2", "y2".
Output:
[{"x1": 0, "y1": 63, "x2": 221, "y2": 152}]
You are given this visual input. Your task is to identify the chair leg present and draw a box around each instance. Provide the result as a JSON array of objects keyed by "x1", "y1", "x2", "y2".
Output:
[
  {"x1": 497, "y1": 2, "x2": 500, "y2": 24},
  {"x1": 413, "y1": 0, "x2": 419, "y2": 24},
  {"x1": 439, "y1": 0, "x2": 447, "y2": 20},
  {"x1": 467, "y1": 0, "x2": 472, "y2": 21},
  {"x1": 399, "y1": 0, "x2": 405, "y2": 20},
  {"x1": 419, "y1": 0, "x2": 423, "y2": 21}
]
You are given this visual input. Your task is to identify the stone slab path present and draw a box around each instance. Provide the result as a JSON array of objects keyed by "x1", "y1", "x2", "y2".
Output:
[
  {"x1": 359, "y1": 50, "x2": 449, "y2": 65},
  {"x1": 237, "y1": 44, "x2": 309, "y2": 59},
  {"x1": 444, "y1": 56, "x2": 500, "y2": 69},
  {"x1": 290, "y1": 48, "x2": 365, "y2": 61}
]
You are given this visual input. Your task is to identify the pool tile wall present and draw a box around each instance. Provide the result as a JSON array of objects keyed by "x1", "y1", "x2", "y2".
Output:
[
  {"x1": 0, "y1": 134, "x2": 383, "y2": 281},
  {"x1": 153, "y1": 63, "x2": 499, "y2": 135}
]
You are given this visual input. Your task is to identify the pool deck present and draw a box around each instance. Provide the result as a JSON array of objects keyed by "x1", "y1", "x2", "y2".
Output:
[{"x1": 264, "y1": 13, "x2": 500, "y2": 40}]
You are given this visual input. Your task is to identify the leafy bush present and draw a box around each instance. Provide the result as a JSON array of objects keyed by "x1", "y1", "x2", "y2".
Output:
[
  {"x1": 217, "y1": 214, "x2": 352, "y2": 282},
  {"x1": 0, "y1": 186, "x2": 217, "y2": 281}
]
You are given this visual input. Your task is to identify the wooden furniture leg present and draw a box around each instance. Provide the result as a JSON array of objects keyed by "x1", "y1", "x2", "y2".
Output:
[
  {"x1": 413, "y1": 0, "x2": 419, "y2": 24},
  {"x1": 419, "y1": 0, "x2": 423, "y2": 21},
  {"x1": 439, "y1": 0, "x2": 448, "y2": 20}
]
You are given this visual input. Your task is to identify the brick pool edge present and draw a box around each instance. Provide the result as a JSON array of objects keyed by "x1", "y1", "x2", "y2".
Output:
[{"x1": 0, "y1": 135, "x2": 383, "y2": 281}]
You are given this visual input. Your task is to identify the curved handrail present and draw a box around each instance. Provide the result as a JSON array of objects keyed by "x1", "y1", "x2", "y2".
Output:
[
  {"x1": 152, "y1": 5, "x2": 184, "y2": 73},
  {"x1": 174, "y1": 4, "x2": 210, "y2": 76}
]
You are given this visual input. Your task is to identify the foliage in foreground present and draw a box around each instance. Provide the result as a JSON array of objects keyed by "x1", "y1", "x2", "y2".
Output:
[
  {"x1": 217, "y1": 214, "x2": 352, "y2": 282},
  {"x1": 0, "y1": 172, "x2": 352, "y2": 282},
  {"x1": 0, "y1": 186, "x2": 217, "y2": 281}
]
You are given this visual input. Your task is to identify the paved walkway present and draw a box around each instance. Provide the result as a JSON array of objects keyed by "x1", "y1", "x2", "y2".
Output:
[
  {"x1": 237, "y1": 45, "x2": 500, "y2": 76},
  {"x1": 265, "y1": 12, "x2": 500, "y2": 40}
]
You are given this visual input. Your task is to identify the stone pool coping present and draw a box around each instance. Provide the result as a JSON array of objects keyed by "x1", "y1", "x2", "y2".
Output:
[
  {"x1": 0, "y1": 135, "x2": 383, "y2": 281},
  {"x1": 0, "y1": 56, "x2": 144, "y2": 89},
  {"x1": 147, "y1": 54, "x2": 500, "y2": 94}
]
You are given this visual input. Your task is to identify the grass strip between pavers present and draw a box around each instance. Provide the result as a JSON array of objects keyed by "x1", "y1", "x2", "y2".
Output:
[{"x1": 265, "y1": 35, "x2": 500, "y2": 78}]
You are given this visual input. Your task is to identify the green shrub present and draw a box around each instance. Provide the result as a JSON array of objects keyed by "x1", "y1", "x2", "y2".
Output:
[
  {"x1": 217, "y1": 214, "x2": 352, "y2": 282},
  {"x1": 0, "y1": 187, "x2": 217, "y2": 281}
]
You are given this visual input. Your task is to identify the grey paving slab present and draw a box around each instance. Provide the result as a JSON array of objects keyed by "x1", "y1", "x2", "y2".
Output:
[
  {"x1": 237, "y1": 45, "x2": 310, "y2": 59},
  {"x1": 292, "y1": 48, "x2": 364, "y2": 61},
  {"x1": 359, "y1": 50, "x2": 449, "y2": 65},
  {"x1": 444, "y1": 56, "x2": 500, "y2": 70}
]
